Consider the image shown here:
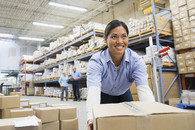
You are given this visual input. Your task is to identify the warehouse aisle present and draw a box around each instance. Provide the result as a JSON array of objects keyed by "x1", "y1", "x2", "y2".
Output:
[{"x1": 23, "y1": 96, "x2": 87, "y2": 130}]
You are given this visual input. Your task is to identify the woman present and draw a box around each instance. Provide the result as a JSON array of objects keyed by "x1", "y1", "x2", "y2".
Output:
[{"x1": 86, "y1": 20, "x2": 155, "y2": 130}]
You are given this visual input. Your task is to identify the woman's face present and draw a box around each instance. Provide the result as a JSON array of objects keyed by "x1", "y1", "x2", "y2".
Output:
[{"x1": 105, "y1": 26, "x2": 128, "y2": 56}]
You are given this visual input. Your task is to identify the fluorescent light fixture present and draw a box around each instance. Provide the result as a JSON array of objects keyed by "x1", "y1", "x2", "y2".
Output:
[
  {"x1": 49, "y1": 2, "x2": 87, "y2": 12},
  {"x1": 0, "y1": 33, "x2": 14, "y2": 38},
  {"x1": 33, "y1": 22, "x2": 64, "y2": 29},
  {"x1": 18, "y1": 37, "x2": 45, "y2": 41},
  {"x1": 0, "y1": 73, "x2": 8, "y2": 76}
]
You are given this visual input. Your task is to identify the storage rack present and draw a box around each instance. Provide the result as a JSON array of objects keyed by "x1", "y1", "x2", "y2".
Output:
[
  {"x1": 32, "y1": 29, "x2": 104, "y2": 88},
  {"x1": 128, "y1": 0, "x2": 182, "y2": 103},
  {"x1": 19, "y1": 59, "x2": 34, "y2": 96}
]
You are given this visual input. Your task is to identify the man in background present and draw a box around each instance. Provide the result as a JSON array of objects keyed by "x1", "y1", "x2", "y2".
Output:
[
  {"x1": 58, "y1": 72, "x2": 69, "y2": 101},
  {"x1": 71, "y1": 67, "x2": 82, "y2": 101}
]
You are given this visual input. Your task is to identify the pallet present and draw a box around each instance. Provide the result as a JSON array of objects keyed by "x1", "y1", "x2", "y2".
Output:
[{"x1": 177, "y1": 103, "x2": 195, "y2": 109}]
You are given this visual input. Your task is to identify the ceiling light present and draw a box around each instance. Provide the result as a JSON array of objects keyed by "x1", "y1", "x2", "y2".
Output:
[
  {"x1": 0, "y1": 33, "x2": 14, "y2": 38},
  {"x1": 18, "y1": 37, "x2": 45, "y2": 42},
  {"x1": 33, "y1": 22, "x2": 64, "y2": 29},
  {"x1": 49, "y1": 2, "x2": 87, "y2": 12}
]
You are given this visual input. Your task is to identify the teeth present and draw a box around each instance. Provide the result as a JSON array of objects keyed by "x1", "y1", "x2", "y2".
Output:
[{"x1": 115, "y1": 46, "x2": 123, "y2": 49}]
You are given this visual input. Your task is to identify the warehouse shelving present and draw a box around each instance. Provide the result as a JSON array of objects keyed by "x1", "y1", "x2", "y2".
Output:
[
  {"x1": 32, "y1": 29, "x2": 104, "y2": 87},
  {"x1": 128, "y1": 0, "x2": 182, "y2": 103},
  {"x1": 19, "y1": 59, "x2": 34, "y2": 96}
]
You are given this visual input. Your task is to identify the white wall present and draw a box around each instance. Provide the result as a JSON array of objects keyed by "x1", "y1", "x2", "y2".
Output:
[{"x1": 0, "y1": 39, "x2": 36, "y2": 70}]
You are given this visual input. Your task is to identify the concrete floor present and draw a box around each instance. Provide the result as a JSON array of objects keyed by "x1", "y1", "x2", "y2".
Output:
[{"x1": 23, "y1": 96, "x2": 87, "y2": 130}]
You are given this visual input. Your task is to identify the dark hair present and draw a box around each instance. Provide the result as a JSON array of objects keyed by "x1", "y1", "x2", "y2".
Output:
[{"x1": 102, "y1": 20, "x2": 129, "y2": 50}]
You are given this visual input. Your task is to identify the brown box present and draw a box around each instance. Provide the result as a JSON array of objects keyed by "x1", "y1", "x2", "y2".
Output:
[
  {"x1": 191, "y1": 28, "x2": 195, "y2": 33},
  {"x1": 93, "y1": 102, "x2": 195, "y2": 130},
  {"x1": 60, "y1": 118, "x2": 78, "y2": 130},
  {"x1": 174, "y1": 43, "x2": 183, "y2": 50},
  {"x1": 190, "y1": 16, "x2": 195, "y2": 21},
  {"x1": 179, "y1": 67, "x2": 188, "y2": 73},
  {"x1": 192, "y1": 40, "x2": 195, "y2": 47},
  {"x1": 176, "y1": 54, "x2": 185, "y2": 62},
  {"x1": 174, "y1": 37, "x2": 183, "y2": 44},
  {"x1": 172, "y1": 21, "x2": 181, "y2": 29},
  {"x1": 187, "y1": 0, "x2": 195, "y2": 10},
  {"x1": 0, "y1": 108, "x2": 22, "y2": 118},
  {"x1": 183, "y1": 35, "x2": 191, "y2": 41},
  {"x1": 178, "y1": 0, "x2": 187, "y2": 7},
  {"x1": 191, "y1": 20, "x2": 195, "y2": 27},
  {"x1": 0, "y1": 116, "x2": 42, "y2": 130},
  {"x1": 182, "y1": 41, "x2": 192, "y2": 49},
  {"x1": 182, "y1": 29, "x2": 190, "y2": 36},
  {"x1": 172, "y1": 14, "x2": 180, "y2": 21},
  {"x1": 177, "y1": 61, "x2": 186, "y2": 67},
  {"x1": 27, "y1": 102, "x2": 40, "y2": 109},
  {"x1": 48, "y1": 104, "x2": 70, "y2": 107},
  {"x1": 10, "y1": 92, "x2": 21, "y2": 97},
  {"x1": 20, "y1": 98, "x2": 29, "y2": 107},
  {"x1": 191, "y1": 33, "x2": 195, "y2": 41},
  {"x1": 37, "y1": 102, "x2": 47, "y2": 108},
  {"x1": 55, "y1": 106, "x2": 77, "y2": 120},
  {"x1": 42, "y1": 121, "x2": 59, "y2": 130},
  {"x1": 170, "y1": 0, "x2": 179, "y2": 15},
  {"x1": 10, "y1": 108, "x2": 33, "y2": 118},
  {"x1": 186, "y1": 59, "x2": 195, "y2": 66},
  {"x1": 173, "y1": 29, "x2": 182, "y2": 38},
  {"x1": 187, "y1": 66, "x2": 195, "y2": 73},
  {"x1": 179, "y1": 6, "x2": 188, "y2": 19},
  {"x1": 185, "y1": 52, "x2": 194, "y2": 59},
  {"x1": 27, "y1": 87, "x2": 34, "y2": 96},
  {"x1": 189, "y1": 8, "x2": 195, "y2": 16},
  {"x1": 169, "y1": 98, "x2": 181, "y2": 107},
  {"x1": 35, "y1": 107, "x2": 59, "y2": 123},
  {"x1": 0, "y1": 96, "x2": 20, "y2": 109},
  {"x1": 181, "y1": 22, "x2": 191, "y2": 30}
]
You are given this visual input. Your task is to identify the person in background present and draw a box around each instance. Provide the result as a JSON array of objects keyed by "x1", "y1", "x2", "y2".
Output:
[
  {"x1": 86, "y1": 20, "x2": 155, "y2": 130},
  {"x1": 71, "y1": 67, "x2": 82, "y2": 101},
  {"x1": 58, "y1": 72, "x2": 69, "y2": 101},
  {"x1": 0, "y1": 83, "x2": 3, "y2": 93}
]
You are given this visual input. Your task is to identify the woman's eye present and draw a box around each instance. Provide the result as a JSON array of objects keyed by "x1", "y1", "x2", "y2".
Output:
[
  {"x1": 112, "y1": 35, "x2": 117, "y2": 39},
  {"x1": 122, "y1": 35, "x2": 127, "y2": 38}
]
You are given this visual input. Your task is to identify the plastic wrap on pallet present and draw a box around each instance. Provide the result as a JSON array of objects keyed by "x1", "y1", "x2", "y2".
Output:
[{"x1": 21, "y1": 55, "x2": 34, "y2": 61}]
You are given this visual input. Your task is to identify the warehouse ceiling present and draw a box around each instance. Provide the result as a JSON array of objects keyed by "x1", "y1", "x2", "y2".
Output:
[{"x1": 0, "y1": 0, "x2": 120, "y2": 46}]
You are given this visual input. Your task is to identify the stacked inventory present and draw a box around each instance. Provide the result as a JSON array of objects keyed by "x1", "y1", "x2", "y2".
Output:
[{"x1": 170, "y1": 0, "x2": 195, "y2": 74}]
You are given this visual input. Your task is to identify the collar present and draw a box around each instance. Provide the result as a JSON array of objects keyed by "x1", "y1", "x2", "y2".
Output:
[{"x1": 104, "y1": 48, "x2": 130, "y2": 63}]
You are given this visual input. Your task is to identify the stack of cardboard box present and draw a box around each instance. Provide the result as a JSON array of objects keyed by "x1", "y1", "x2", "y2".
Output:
[
  {"x1": 177, "y1": 51, "x2": 195, "y2": 73},
  {"x1": 170, "y1": 0, "x2": 195, "y2": 74},
  {"x1": 27, "y1": 81, "x2": 34, "y2": 96},
  {"x1": 0, "y1": 96, "x2": 33, "y2": 119}
]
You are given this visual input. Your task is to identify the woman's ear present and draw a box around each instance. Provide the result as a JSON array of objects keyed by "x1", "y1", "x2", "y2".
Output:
[{"x1": 104, "y1": 36, "x2": 108, "y2": 46}]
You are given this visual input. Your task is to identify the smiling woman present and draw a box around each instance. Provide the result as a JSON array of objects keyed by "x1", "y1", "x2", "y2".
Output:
[{"x1": 86, "y1": 20, "x2": 155, "y2": 130}]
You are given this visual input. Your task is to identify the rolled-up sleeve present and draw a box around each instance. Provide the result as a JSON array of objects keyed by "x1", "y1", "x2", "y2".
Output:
[
  {"x1": 87, "y1": 58, "x2": 102, "y2": 88},
  {"x1": 132, "y1": 56, "x2": 148, "y2": 87}
]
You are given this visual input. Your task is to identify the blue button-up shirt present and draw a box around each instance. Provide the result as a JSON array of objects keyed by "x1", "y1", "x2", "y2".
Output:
[
  {"x1": 72, "y1": 71, "x2": 81, "y2": 80},
  {"x1": 58, "y1": 75, "x2": 69, "y2": 87},
  {"x1": 87, "y1": 48, "x2": 148, "y2": 96}
]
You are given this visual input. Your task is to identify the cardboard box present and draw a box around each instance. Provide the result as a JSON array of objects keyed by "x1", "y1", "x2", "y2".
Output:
[
  {"x1": 182, "y1": 29, "x2": 190, "y2": 36},
  {"x1": 35, "y1": 107, "x2": 59, "y2": 123},
  {"x1": 179, "y1": 6, "x2": 188, "y2": 19},
  {"x1": 186, "y1": 59, "x2": 195, "y2": 66},
  {"x1": 0, "y1": 116, "x2": 42, "y2": 130},
  {"x1": 169, "y1": 98, "x2": 181, "y2": 107},
  {"x1": 191, "y1": 20, "x2": 195, "y2": 28},
  {"x1": 192, "y1": 40, "x2": 195, "y2": 47},
  {"x1": 0, "y1": 108, "x2": 22, "y2": 118},
  {"x1": 0, "y1": 93, "x2": 4, "y2": 96},
  {"x1": 147, "y1": 65, "x2": 152, "y2": 79},
  {"x1": 176, "y1": 54, "x2": 185, "y2": 62},
  {"x1": 181, "y1": 22, "x2": 191, "y2": 30},
  {"x1": 0, "y1": 96, "x2": 20, "y2": 109},
  {"x1": 10, "y1": 92, "x2": 21, "y2": 97},
  {"x1": 190, "y1": 16, "x2": 195, "y2": 21},
  {"x1": 179, "y1": 67, "x2": 188, "y2": 73},
  {"x1": 191, "y1": 28, "x2": 195, "y2": 34},
  {"x1": 177, "y1": 61, "x2": 186, "y2": 67},
  {"x1": 27, "y1": 87, "x2": 34, "y2": 96},
  {"x1": 170, "y1": 0, "x2": 179, "y2": 15},
  {"x1": 93, "y1": 102, "x2": 195, "y2": 130},
  {"x1": 48, "y1": 104, "x2": 70, "y2": 107},
  {"x1": 37, "y1": 102, "x2": 47, "y2": 108},
  {"x1": 182, "y1": 41, "x2": 192, "y2": 49},
  {"x1": 178, "y1": 0, "x2": 187, "y2": 7},
  {"x1": 10, "y1": 108, "x2": 33, "y2": 118},
  {"x1": 189, "y1": 8, "x2": 195, "y2": 16},
  {"x1": 20, "y1": 98, "x2": 29, "y2": 107},
  {"x1": 172, "y1": 14, "x2": 180, "y2": 21},
  {"x1": 183, "y1": 35, "x2": 191, "y2": 41},
  {"x1": 42, "y1": 121, "x2": 59, "y2": 130},
  {"x1": 191, "y1": 34, "x2": 195, "y2": 41},
  {"x1": 174, "y1": 43, "x2": 183, "y2": 50},
  {"x1": 187, "y1": 66, "x2": 195, "y2": 73},
  {"x1": 173, "y1": 29, "x2": 182, "y2": 38},
  {"x1": 60, "y1": 118, "x2": 78, "y2": 130},
  {"x1": 174, "y1": 37, "x2": 183, "y2": 44},
  {"x1": 55, "y1": 106, "x2": 77, "y2": 120},
  {"x1": 27, "y1": 102, "x2": 40, "y2": 109},
  {"x1": 185, "y1": 52, "x2": 194, "y2": 59},
  {"x1": 187, "y1": 0, "x2": 195, "y2": 10}
]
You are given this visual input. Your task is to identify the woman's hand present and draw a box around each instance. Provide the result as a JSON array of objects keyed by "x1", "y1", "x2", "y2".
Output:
[{"x1": 87, "y1": 119, "x2": 93, "y2": 130}]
